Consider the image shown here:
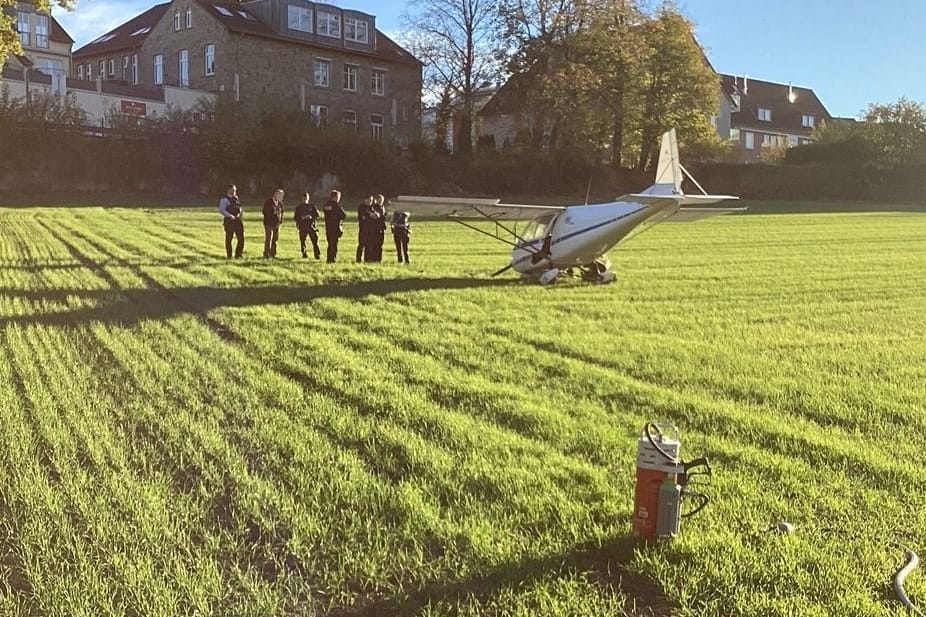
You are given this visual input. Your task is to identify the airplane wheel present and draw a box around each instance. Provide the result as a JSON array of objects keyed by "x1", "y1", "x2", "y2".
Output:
[
  {"x1": 598, "y1": 271, "x2": 616, "y2": 284},
  {"x1": 538, "y1": 269, "x2": 560, "y2": 285}
]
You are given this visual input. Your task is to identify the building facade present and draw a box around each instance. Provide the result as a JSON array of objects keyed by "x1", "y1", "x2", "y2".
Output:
[
  {"x1": 720, "y1": 74, "x2": 833, "y2": 162},
  {"x1": 5, "y1": 1, "x2": 74, "y2": 91},
  {"x1": 73, "y1": 0, "x2": 423, "y2": 145}
]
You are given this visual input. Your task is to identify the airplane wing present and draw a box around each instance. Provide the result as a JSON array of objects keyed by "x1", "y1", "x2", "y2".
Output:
[
  {"x1": 391, "y1": 196, "x2": 565, "y2": 220},
  {"x1": 669, "y1": 206, "x2": 747, "y2": 222}
]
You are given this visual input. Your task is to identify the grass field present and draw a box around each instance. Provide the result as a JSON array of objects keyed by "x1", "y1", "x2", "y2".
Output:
[{"x1": 0, "y1": 204, "x2": 924, "y2": 616}]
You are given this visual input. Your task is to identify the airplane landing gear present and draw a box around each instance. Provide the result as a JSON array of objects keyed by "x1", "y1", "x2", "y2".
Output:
[
  {"x1": 581, "y1": 259, "x2": 615, "y2": 284},
  {"x1": 538, "y1": 269, "x2": 560, "y2": 285}
]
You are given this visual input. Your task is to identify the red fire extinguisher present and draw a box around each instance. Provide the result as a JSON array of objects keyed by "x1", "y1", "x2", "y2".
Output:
[{"x1": 632, "y1": 422, "x2": 711, "y2": 540}]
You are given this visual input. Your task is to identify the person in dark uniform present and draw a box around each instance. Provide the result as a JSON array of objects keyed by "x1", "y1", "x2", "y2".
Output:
[
  {"x1": 218, "y1": 183, "x2": 244, "y2": 259},
  {"x1": 368, "y1": 193, "x2": 387, "y2": 262},
  {"x1": 322, "y1": 190, "x2": 346, "y2": 263},
  {"x1": 262, "y1": 189, "x2": 284, "y2": 258},
  {"x1": 293, "y1": 192, "x2": 321, "y2": 259},
  {"x1": 355, "y1": 195, "x2": 373, "y2": 262},
  {"x1": 391, "y1": 208, "x2": 411, "y2": 264}
]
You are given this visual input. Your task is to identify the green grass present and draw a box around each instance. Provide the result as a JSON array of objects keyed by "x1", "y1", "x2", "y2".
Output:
[{"x1": 0, "y1": 204, "x2": 924, "y2": 616}]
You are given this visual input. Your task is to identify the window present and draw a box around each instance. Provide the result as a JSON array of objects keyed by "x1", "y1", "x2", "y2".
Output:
[
  {"x1": 77, "y1": 64, "x2": 84, "y2": 80},
  {"x1": 317, "y1": 11, "x2": 340, "y2": 38},
  {"x1": 86, "y1": 63, "x2": 92, "y2": 79},
  {"x1": 16, "y1": 12, "x2": 29, "y2": 46},
  {"x1": 744, "y1": 131, "x2": 754, "y2": 150},
  {"x1": 186, "y1": 7, "x2": 192, "y2": 28},
  {"x1": 788, "y1": 135, "x2": 798, "y2": 147},
  {"x1": 153, "y1": 54, "x2": 163, "y2": 85},
  {"x1": 99, "y1": 61, "x2": 105, "y2": 79},
  {"x1": 758, "y1": 107, "x2": 771, "y2": 121},
  {"x1": 287, "y1": 5, "x2": 312, "y2": 32},
  {"x1": 729, "y1": 128, "x2": 740, "y2": 142},
  {"x1": 343, "y1": 64, "x2": 357, "y2": 91},
  {"x1": 35, "y1": 15, "x2": 49, "y2": 48},
  {"x1": 402, "y1": 105, "x2": 408, "y2": 122},
  {"x1": 238, "y1": 11, "x2": 255, "y2": 21},
  {"x1": 215, "y1": 6, "x2": 234, "y2": 17},
  {"x1": 762, "y1": 134, "x2": 773, "y2": 146},
  {"x1": 371, "y1": 113, "x2": 383, "y2": 140},
  {"x1": 174, "y1": 9, "x2": 181, "y2": 31},
  {"x1": 132, "y1": 54, "x2": 139, "y2": 85},
  {"x1": 345, "y1": 17, "x2": 368, "y2": 43},
  {"x1": 313, "y1": 59, "x2": 330, "y2": 87},
  {"x1": 108, "y1": 59, "x2": 115, "y2": 77},
  {"x1": 178, "y1": 49, "x2": 189, "y2": 87},
  {"x1": 123, "y1": 56, "x2": 129, "y2": 80},
  {"x1": 204, "y1": 44, "x2": 215, "y2": 76},
  {"x1": 802, "y1": 114, "x2": 815, "y2": 128},
  {"x1": 130, "y1": 27, "x2": 151, "y2": 36},
  {"x1": 342, "y1": 110, "x2": 357, "y2": 129},
  {"x1": 309, "y1": 104, "x2": 329, "y2": 128},
  {"x1": 370, "y1": 69, "x2": 385, "y2": 96}
]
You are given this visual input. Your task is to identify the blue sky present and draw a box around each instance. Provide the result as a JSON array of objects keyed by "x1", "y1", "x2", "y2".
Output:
[{"x1": 55, "y1": 0, "x2": 924, "y2": 118}]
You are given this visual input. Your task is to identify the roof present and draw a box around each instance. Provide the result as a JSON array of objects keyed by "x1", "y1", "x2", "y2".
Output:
[
  {"x1": 720, "y1": 74, "x2": 832, "y2": 134},
  {"x1": 479, "y1": 72, "x2": 534, "y2": 117},
  {"x1": 73, "y1": 3, "x2": 170, "y2": 58},
  {"x1": 199, "y1": 1, "x2": 420, "y2": 67},
  {"x1": 50, "y1": 16, "x2": 74, "y2": 44}
]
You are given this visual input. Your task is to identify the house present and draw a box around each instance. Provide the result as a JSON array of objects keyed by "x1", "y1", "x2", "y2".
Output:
[
  {"x1": 720, "y1": 74, "x2": 833, "y2": 162},
  {"x1": 72, "y1": 0, "x2": 423, "y2": 146},
  {"x1": 4, "y1": 0, "x2": 74, "y2": 91}
]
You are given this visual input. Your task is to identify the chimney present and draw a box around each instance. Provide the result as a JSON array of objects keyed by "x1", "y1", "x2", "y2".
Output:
[
  {"x1": 788, "y1": 81, "x2": 796, "y2": 103},
  {"x1": 743, "y1": 74, "x2": 748, "y2": 95}
]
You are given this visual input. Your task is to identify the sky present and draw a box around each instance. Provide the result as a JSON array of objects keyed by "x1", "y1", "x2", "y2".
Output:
[{"x1": 53, "y1": 0, "x2": 926, "y2": 118}]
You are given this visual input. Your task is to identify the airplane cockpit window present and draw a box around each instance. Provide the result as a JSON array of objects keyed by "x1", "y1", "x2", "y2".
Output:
[{"x1": 522, "y1": 214, "x2": 556, "y2": 240}]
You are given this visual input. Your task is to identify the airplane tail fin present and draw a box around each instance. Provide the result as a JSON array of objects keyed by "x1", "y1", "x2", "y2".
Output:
[
  {"x1": 639, "y1": 129, "x2": 682, "y2": 197},
  {"x1": 636, "y1": 128, "x2": 740, "y2": 207}
]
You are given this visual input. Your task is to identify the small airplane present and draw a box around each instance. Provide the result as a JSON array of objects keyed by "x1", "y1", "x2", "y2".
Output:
[{"x1": 391, "y1": 129, "x2": 744, "y2": 284}]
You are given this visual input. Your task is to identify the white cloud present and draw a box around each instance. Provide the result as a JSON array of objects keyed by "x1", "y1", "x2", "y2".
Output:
[{"x1": 53, "y1": 0, "x2": 154, "y2": 48}]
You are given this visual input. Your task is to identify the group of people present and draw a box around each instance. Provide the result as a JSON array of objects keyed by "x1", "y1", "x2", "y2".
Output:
[{"x1": 217, "y1": 185, "x2": 411, "y2": 264}]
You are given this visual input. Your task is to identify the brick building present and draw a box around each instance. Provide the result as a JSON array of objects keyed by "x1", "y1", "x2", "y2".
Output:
[{"x1": 73, "y1": 0, "x2": 422, "y2": 145}]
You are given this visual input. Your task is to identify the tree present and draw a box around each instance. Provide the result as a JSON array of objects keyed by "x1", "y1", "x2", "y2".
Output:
[
  {"x1": 861, "y1": 97, "x2": 926, "y2": 166},
  {"x1": 1, "y1": 1, "x2": 74, "y2": 68},
  {"x1": 401, "y1": 0, "x2": 500, "y2": 155}
]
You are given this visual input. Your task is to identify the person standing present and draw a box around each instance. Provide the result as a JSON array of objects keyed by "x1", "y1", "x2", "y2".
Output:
[
  {"x1": 293, "y1": 192, "x2": 321, "y2": 259},
  {"x1": 368, "y1": 194, "x2": 387, "y2": 262},
  {"x1": 322, "y1": 190, "x2": 346, "y2": 263},
  {"x1": 262, "y1": 189, "x2": 285, "y2": 258},
  {"x1": 355, "y1": 195, "x2": 373, "y2": 263},
  {"x1": 218, "y1": 183, "x2": 244, "y2": 259},
  {"x1": 391, "y1": 209, "x2": 411, "y2": 264}
]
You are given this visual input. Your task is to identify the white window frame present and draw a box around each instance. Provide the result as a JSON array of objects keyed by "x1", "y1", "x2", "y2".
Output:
[
  {"x1": 186, "y1": 7, "x2": 192, "y2": 28},
  {"x1": 108, "y1": 59, "x2": 115, "y2": 77},
  {"x1": 122, "y1": 56, "x2": 129, "y2": 80},
  {"x1": 345, "y1": 17, "x2": 368, "y2": 43},
  {"x1": 762, "y1": 134, "x2": 773, "y2": 147},
  {"x1": 17, "y1": 12, "x2": 29, "y2": 46},
  {"x1": 342, "y1": 109, "x2": 357, "y2": 129},
  {"x1": 371, "y1": 113, "x2": 384, "y2": 140},
  {"x1": 287, "y1": 5, "x2": 313, "y2": 32},
  {"x1": 370, "y1": 69, "x2": 385, "y2": 96},
  {"x1": 153, "y1": 54, "x2": 163, "y2": 85},
  {"x1": 309, "y1": 104, "x2": 329, "y2": 128},
  {"x1": 178, "y1": 49, "x2": 189, "y2": 87},
  {"x1": 758, "y1": 107, "x2": 771, "y2": 122},
  {"x1": 205, "y1": 43, "x2": 215, "y2": 76},
  {"x1": 744, "y1": 131, "x2": 755, "y2": 150},
  {"x1": 77, "y1": 64, "x2": 84, "y2": 80},
  {"x1": 86, "y1": 63, "x2": 92, "y2": 79},
  {"x1": 317, "y1": 11, "x2": 341, "y2": 38},
  {"x1": 313, "y1": 59, "x2": 330, "y2": 87},
  {"x1": 99, "y1": 61, "x2": 105, "y2": 79},
  {"x1": 343, "y1": 64, "x2": 357, "y2": 91},
  {"x1": 35, "y1": 15, "x2": 49, "y2": 48},
  {"x1": 132, "y1": 54, "x2": 139, "y2": 85},
  {"x1": 802, "y1": 114, "x2": 815, "y2": 128},
  {"x1": 174, "y1": 9, "x2": 182, "y2": 31}
]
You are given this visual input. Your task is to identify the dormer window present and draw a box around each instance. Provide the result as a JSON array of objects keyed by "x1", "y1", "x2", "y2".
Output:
[
  {"x1": 317, "y1": 11, "x2": 341, "y2": 38},
  {"x1": 345, "y1": 17, "x2": 368, "y2": 43},
  {"x1": 758, "y1": 107, "x2": 772, "y2": 122},
  {"x1": 287, "y1": 5, "x2": 312, "y2": 32},
  {"x1": 802, "y1": 114, "x2": 815, "y2": 128}
]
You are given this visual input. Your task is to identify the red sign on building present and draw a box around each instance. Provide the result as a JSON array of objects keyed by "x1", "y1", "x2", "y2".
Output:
[{"x1": 120, "y1": 100, "x2": 147, "y2": 116}]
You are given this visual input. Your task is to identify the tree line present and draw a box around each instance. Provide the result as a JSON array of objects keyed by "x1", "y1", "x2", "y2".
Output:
[{"x1": 401, "y1": 0, "x2": 725, "y2": 168}]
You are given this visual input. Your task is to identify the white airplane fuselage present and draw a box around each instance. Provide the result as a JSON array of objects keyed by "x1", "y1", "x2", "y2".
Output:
[{"x1": 510, "y1": 200, "x2": 677, "y2": 275}]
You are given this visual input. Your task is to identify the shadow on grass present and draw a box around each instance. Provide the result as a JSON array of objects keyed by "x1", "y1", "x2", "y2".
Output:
[
  {"x1": 331, "y1": 535, "x2": 673, "y2": 617},
  {"x1": 0, "y1": 277, "x2": 517, "y2": 329}
]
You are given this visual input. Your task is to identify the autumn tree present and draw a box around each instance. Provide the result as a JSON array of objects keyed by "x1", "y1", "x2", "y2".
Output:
[
  {"x1": 1, "y1": 1, "x2": 73, "y2": 68},
  {"x1": 401, "y1": 0, "x2": 500, "y2": 155}
]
